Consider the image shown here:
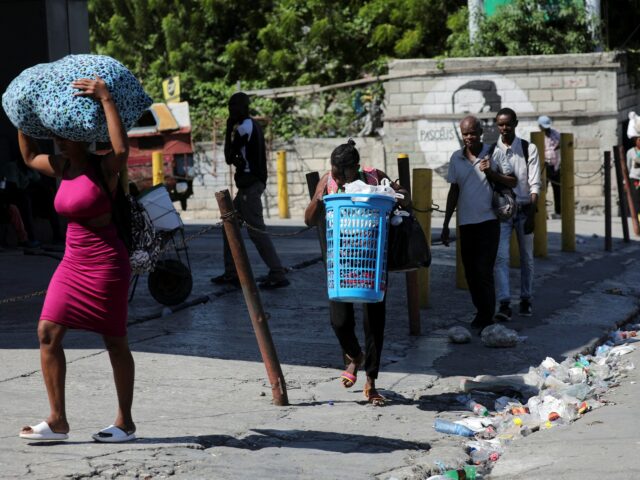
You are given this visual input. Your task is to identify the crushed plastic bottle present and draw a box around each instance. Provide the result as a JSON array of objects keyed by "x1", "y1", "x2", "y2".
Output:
[
  {"x1": 456, "y1": 395, "x2": 489, "y2": 416},
  {"x1": 595, "y1": 344, "x2": 612, "y2": 357},
  {"x1": 434, "y1": 419, "x2": 476, "y2": 437},
  {"x1": 470, "y1": 447, "x2": 500, "y2": 464},
  {"x1": 443, "y1": 466, "x2": 477, "y2": 480}
]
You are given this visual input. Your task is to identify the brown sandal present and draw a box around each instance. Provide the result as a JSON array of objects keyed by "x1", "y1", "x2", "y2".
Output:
[{"x1": 363, "y1": 385, "x2": 386, "y2": 406}]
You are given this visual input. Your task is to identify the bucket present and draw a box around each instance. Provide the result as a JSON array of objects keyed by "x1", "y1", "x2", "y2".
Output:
[
  {"x1": 137, "y1": 185, "x2": 183, "y2": 231},
  {"x1": 324, "y1": 193, "x2": 395, "y2": 303}
]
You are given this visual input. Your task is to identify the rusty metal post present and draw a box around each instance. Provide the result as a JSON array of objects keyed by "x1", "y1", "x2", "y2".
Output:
[
  {"x1": 215, "y1": 190, "x2": 289, "y2": 406},
  {"x1": 604, "y1": 151, "x2": 612, "y2": 251},
  {"x1": 397, "y1": 154, "x2": 420, "y2": 336},
  {"x1": 613, "y1": 147, "x2": 631, "y2": 243}
]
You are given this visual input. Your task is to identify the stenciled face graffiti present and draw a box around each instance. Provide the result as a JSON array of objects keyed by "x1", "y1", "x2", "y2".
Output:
[{"x1": 417, "y1": 74, "x2": 536, "y2": 170}]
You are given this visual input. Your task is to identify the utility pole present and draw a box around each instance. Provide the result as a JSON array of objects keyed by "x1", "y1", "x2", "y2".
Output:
[
  {"x1": 468, "y1": 0, "x2": 483, "y2": 44},
  {"x1": 585, "y1": 0, "x2": 602, "y2": 51}
]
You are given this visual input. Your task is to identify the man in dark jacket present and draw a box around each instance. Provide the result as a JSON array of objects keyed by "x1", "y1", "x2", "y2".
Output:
[{"x1": 211, "y1": 92, "x2": 289, "y2": 289}]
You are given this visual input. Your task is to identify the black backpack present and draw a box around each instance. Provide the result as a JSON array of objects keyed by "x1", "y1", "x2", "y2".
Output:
[{"x1": 93, "y1": 156, "x2": 161, "y2": 274}]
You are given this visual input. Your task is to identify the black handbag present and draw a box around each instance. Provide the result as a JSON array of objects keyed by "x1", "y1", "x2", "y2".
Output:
[{"x1": 387, "y1": 210, "x2": 431, "y2": 272}]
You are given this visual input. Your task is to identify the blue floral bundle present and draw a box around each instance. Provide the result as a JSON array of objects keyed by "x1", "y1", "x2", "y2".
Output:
[{"x1": 2, "y1": 54, "x2": 152, "y2": 142}]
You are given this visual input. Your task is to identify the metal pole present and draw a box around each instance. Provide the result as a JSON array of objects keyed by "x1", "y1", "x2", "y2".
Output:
[
  {"x1": 604, "y1": 151, "x2": 612, "y2": 251},
  {"x1": 397, "y1": 154, "x2": 420, "y2": 336},
  {"x1": 530, "y1": 132, "x2": 547, "y2": 257},
  {"x1": 277, "y1": 150, "x2": 290, "y2": 219},
  {"x1": 618, "y1": 145, "x2": 640, "y2": 236},
  {"x1": 152, "y1": 151, "x2": 164, "y2": 186},
  {"x1": 215, "y1": 190, "x2": 289, "y2": 406},
  {"x1": 613, "y1": 147, "x2": 631, "y2": 243},
  {"x1": 413, "y1": 168, "x2": 432, "y2": 308},
  {"x1": 560, "y1": 133, "x2": 575, "y2": 252}
]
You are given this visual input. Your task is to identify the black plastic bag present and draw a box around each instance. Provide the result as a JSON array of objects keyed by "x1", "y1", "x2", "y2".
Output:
[{"x1": 387, "y1": 213, "x2": 431, "y2": 272}]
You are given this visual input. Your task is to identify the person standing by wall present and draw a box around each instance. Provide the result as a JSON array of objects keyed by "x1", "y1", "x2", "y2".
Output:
[
  {"x1": 211, "y1": 92, "x2": 289, "y2": 290},
  {"x1": 538, "y1": 115, "x2": 561, "y2": 216},
  {"x1": 441, "y1": 116, "x2": 515, "y2": 333},
  {"x1": 494, "y1": 108, "x2": 541, "y2": 320}
]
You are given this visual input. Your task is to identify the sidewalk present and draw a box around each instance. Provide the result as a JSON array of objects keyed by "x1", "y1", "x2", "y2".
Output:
[{"x1": 0, "y1": 215, "x2": 638, "y2": 479}]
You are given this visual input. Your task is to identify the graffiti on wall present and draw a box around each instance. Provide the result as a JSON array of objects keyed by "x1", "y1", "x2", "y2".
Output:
[{"x1": 417, "y1": 74, "x2": 536, "y2": 170}]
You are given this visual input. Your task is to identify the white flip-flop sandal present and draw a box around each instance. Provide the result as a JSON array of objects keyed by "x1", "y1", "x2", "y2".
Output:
[
  {"x1": 19, "y1": 421, "x2": 69, "y2": 441},
  {"x1": 92, "y1": 425, "x2": 136, "y2": 443}
]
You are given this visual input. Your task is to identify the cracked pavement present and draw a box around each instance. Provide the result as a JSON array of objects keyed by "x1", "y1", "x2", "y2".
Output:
[{"x1": 1, "y1": 215, "x2": 639, "y2": 479}]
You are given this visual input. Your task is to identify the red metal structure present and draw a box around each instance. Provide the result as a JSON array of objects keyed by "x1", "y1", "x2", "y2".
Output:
[{"x1": 126, "y1": 102, "x2": 195, "y2": 210}]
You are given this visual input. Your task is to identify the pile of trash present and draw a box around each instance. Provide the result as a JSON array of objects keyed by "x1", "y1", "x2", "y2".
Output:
[{"x1": 428, "y1": 327, "x2": 638, "y2": 479}]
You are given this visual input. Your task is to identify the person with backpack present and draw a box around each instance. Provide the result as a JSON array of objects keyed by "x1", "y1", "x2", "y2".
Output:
[
  {"x1": 211, "y1": 92, "x2": 289, "y2": 290},
  {"x1": 304, "y1": 139, "x2": 409, "y2": 406},
  {"x1": 440, "y1": 116, "x2": 514, "y2": 333},
  {"x1": 494, "y1": 109, "x2": 541, "y2": 321},
  {"x1": 17, "y1": 76, "x2": 136, "y2": 443}
]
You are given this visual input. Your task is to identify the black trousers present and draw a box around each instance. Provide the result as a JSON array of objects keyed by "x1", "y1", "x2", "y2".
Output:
[
  {"x1": 546, "y1": 164, "x2": 561, "y2": 214},
  {"x1": 459, "y1": 219, "x2": 500, "y2": 325},
  {"x1": 330, "y1": 299, "x2": 386, "y2": 380}
]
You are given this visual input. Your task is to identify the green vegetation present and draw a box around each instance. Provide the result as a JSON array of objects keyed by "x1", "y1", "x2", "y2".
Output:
[{"x1": 88, "y1": 0, "x2": 636, "y2": 140}]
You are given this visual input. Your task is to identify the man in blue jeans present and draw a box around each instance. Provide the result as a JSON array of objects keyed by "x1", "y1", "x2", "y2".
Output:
[{"x1": 494, "y1": 108, "x2": 541, "y2": 320}]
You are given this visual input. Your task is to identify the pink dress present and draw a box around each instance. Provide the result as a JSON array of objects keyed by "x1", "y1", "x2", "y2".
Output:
[{"x1": 40, "y1": 161, "x2": 130, "y2": 337}]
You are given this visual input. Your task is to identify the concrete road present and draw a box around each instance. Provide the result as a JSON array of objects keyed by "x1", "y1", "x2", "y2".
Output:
[{"x1": 0, "y1": 215, "x2": 638, "y2": 479}]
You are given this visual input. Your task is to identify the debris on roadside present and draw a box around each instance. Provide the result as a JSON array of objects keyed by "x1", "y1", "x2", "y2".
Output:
[
  {"x1": 480, "y1": 324, "x2": 524, "y2": 348},
  {"x1": 448, "y1": 326, "x2": 472, "y2": 344},
  {"x1": 432, "y1": 327, "x2": 638, "y2": 477}
]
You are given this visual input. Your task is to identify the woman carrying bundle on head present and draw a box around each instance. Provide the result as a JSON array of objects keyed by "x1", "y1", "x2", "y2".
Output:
[
  {"x1": 305, "y1": 139, "x2": 410, "y2": 406},
  {"x1": 17, "y1": 76, "x2": 136, "y2": 443}
]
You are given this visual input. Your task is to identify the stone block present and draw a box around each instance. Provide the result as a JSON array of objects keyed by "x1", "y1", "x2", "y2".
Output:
[
  {"x1": 553, "y1": 89, "x2": 576, "y2": 101},
  {"x1": 540, "y1": 76, "x2": 563, "y2": 89},
  {"x1": 400, "y1": 80, "x2": 424, "y2": 93},
  {"x1": 389, "y1": 93, "x2": 413, "y2": 105},
  {"x1": 386, "y1": 81, "x2": 401, "y2": 94},
  {"x1": 564, "y1": 76, "x2": 588, "y2": 88},
  {"x1": 576, "y1": 88, "x2": 600, "y2": 101},
  {"x1": 513, "y1": 76, "x2": 540, "y2": 89},
  {"x1": 529, "y1": 90, "x2": 552, "y2": 102},
  {"x1": 401, "y1": 104, "x2": 421, "y2": 116},
  {"x1": 562, "y1": 100, "x2": 586, "y2": 111},
  {"x1": 536, "y1": 101, "x2": 557, "y2": 112}
]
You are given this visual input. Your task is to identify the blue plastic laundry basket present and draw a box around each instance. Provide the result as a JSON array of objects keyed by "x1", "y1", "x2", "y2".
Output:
[{"x1": 324, "y1": 193, "x2": 395, "y2": 303}]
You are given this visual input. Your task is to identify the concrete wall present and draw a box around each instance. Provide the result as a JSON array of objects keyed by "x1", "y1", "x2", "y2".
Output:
[
  {"x1": 183, "y1": 52, "x2": 639, "y2": 221},
  {"x1": 182, "y1": 138, "x2": 387, "y2": 221},
  {"x1": 384, "y1": 52, "x2": 636, "y2": 214}
]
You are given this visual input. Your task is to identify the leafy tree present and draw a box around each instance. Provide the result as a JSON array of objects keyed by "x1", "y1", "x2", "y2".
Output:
[{"x1": 445, "y1": 0, "x2": 598, "y2": 57}]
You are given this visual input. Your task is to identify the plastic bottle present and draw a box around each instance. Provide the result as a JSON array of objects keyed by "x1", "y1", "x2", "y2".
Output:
[
  {"x1": 443, "y1": 466, "x2": 477, "y2": 479},
  {"x1": 433, "y1": 419, "x2": 476, "y2": 437},
  {"x1": 470, "y1": 446, "x2": 500, "y2": 464},
  {"x1": 456, "y1": 395, "x2": 489, "y2": 416}
]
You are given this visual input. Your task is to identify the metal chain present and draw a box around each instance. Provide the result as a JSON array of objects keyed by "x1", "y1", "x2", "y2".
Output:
[
  {"x1": 0, "y1": 289, "x2": 47, "y2": 305},
  {"x1": 240, "y1": 219, "x2": 315, "y2": 237},
  {"x1": 413, "y1": 201, "x2": 444, "y2": 214}
]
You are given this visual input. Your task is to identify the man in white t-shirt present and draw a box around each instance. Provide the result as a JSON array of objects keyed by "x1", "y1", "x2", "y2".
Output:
[
  {"x1": 441, "y1": 116, "x2": 515, "y2": 332},
  {"x1": 494, "y1": 108, "x2": 541, "y2": 321}
]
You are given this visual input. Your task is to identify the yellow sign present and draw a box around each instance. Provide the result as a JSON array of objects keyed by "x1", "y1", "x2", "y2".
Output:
[{"x1": 162, "y1": 76, "x2": 180, "y2": 103}]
